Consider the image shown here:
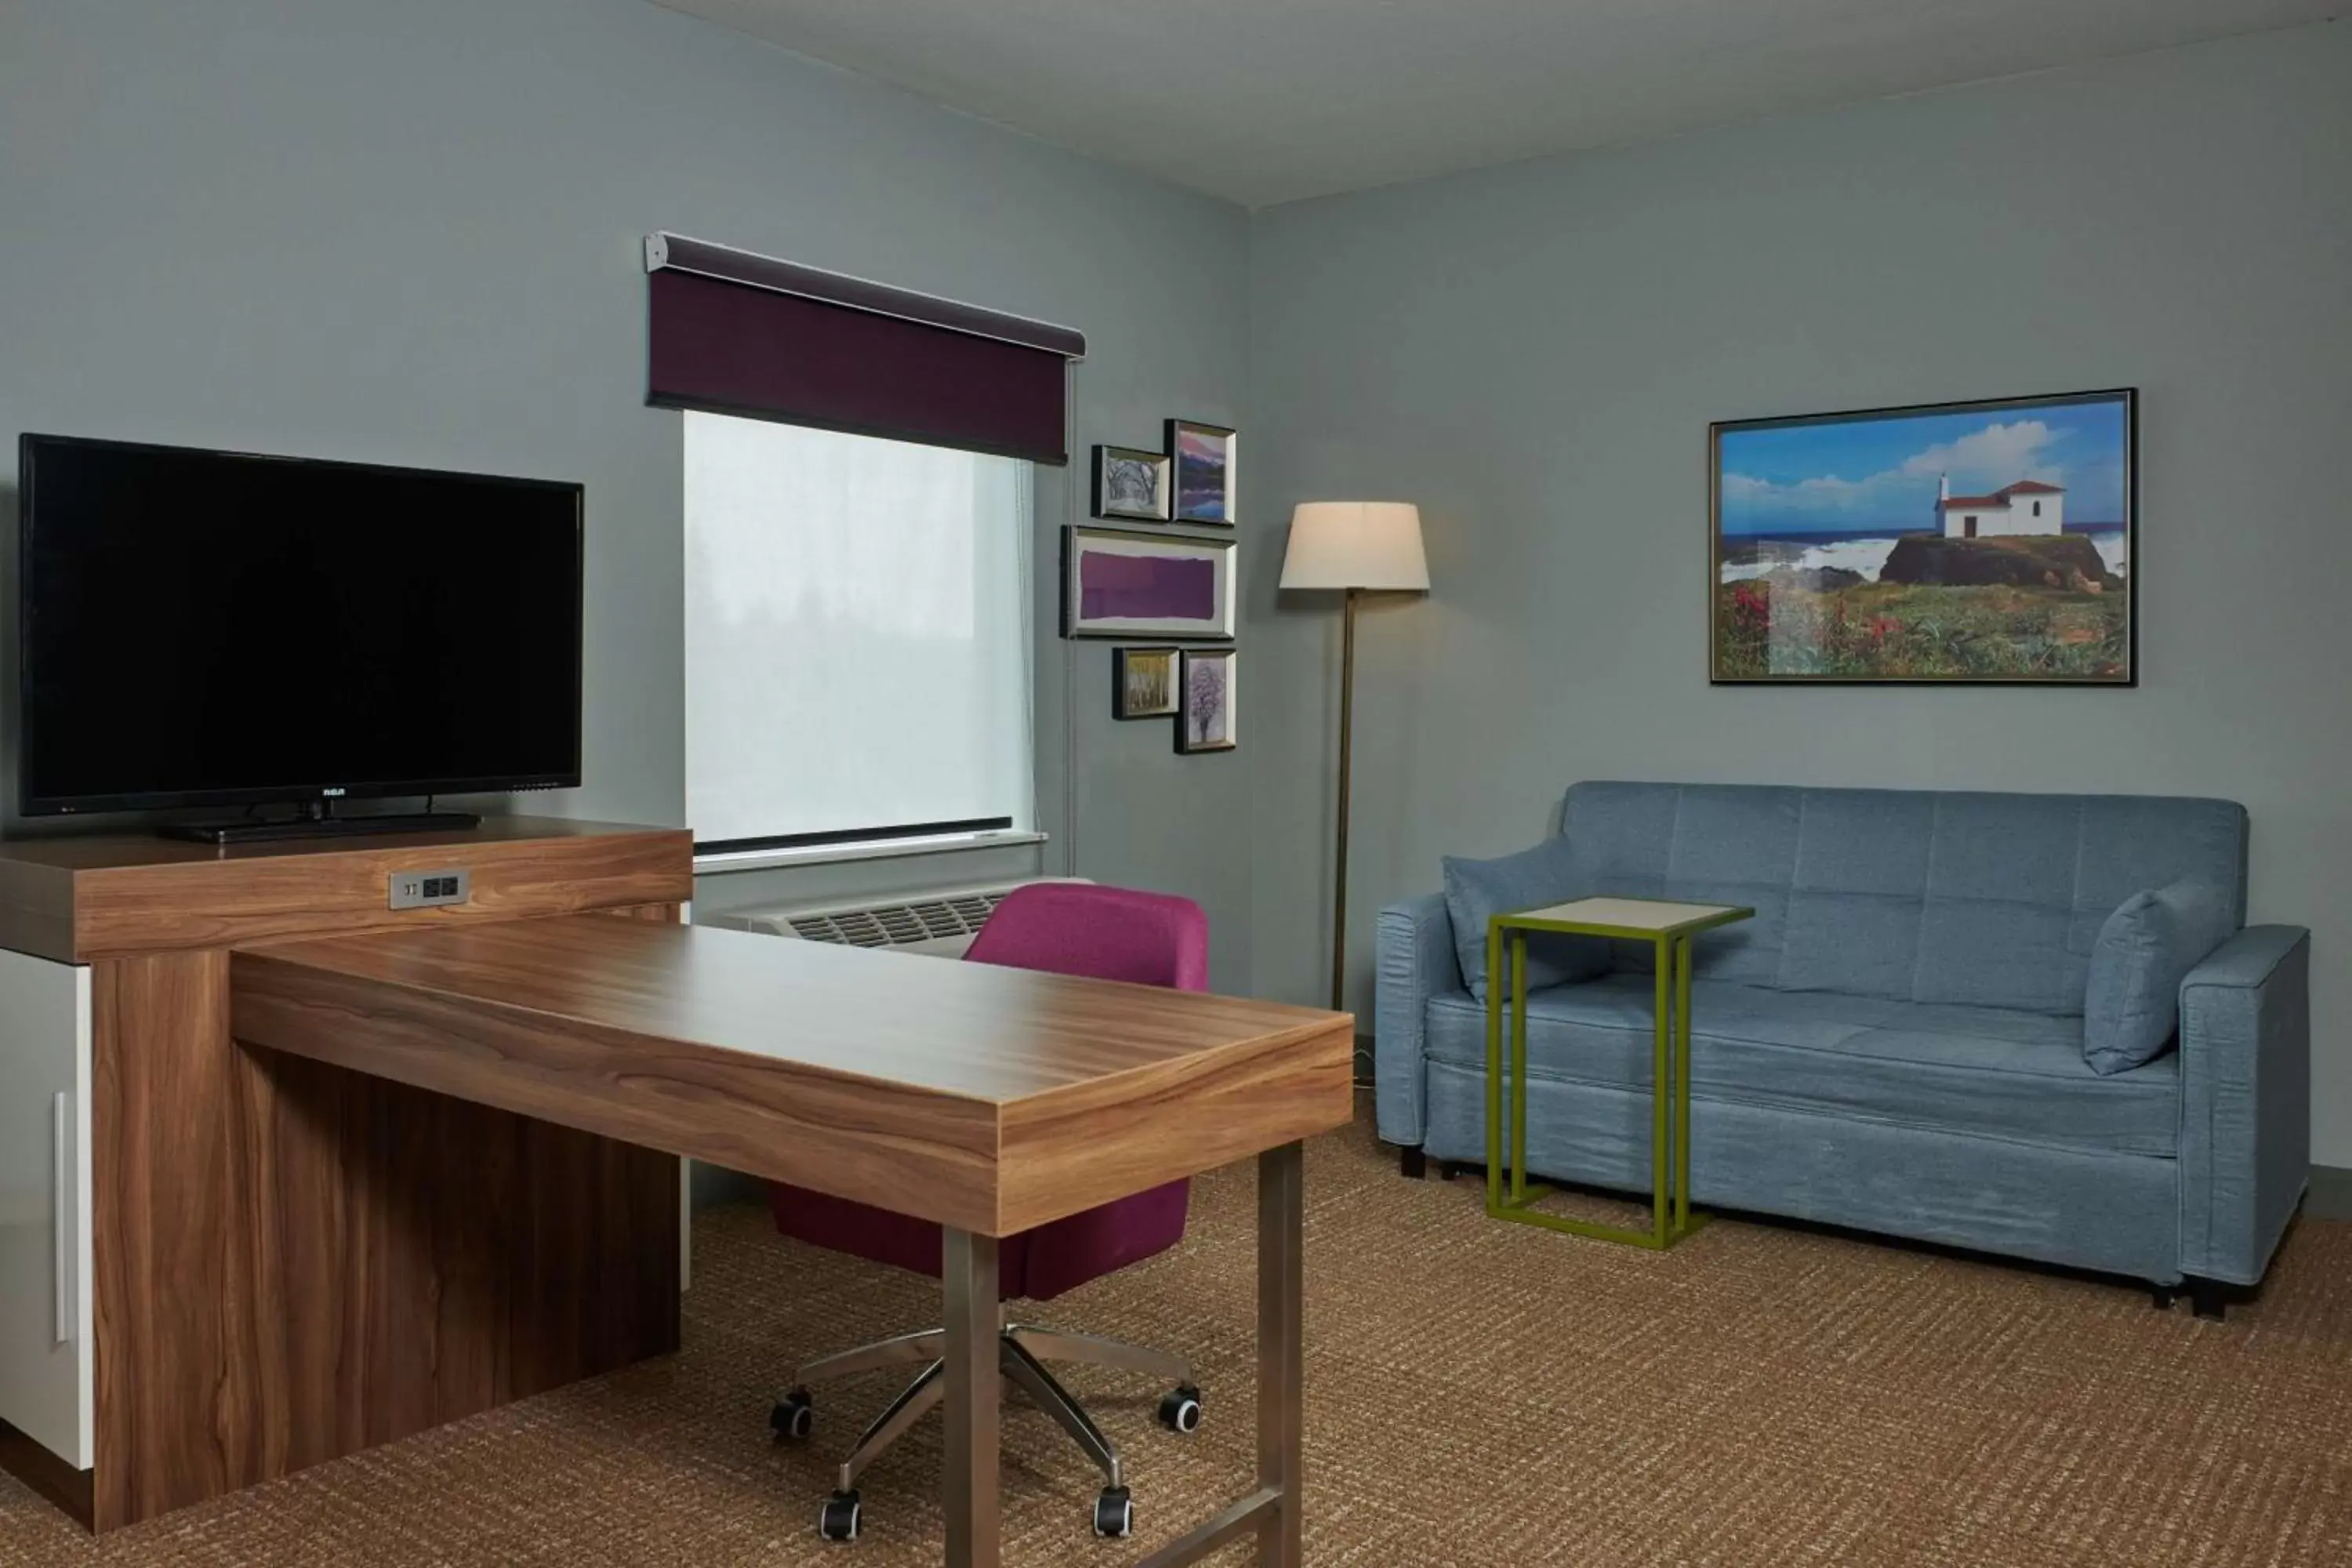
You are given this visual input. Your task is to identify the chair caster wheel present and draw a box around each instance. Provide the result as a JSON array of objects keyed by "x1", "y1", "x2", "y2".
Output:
[
  {"x1": 1157, "y1": 1384, "x2": 1203, "y2": 1434},
  {"x1": 1092, "y1": 1485, "x2": 1134, "y2": 1538},
  {"x1": 818, "y1": 1488, "x2": 861, "y2": 1541},
  {"x1": 771, "y1": 1388, "x2": 814, "y2": 1441}
]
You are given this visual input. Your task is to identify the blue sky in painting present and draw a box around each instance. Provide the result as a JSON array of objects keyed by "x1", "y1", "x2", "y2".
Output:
[{"x1": 1718, "y1": 396, "x2": 2129, "y2": 536}]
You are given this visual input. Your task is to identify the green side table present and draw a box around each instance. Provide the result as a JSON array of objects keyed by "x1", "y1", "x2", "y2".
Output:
[{"x1": 1485, "y1": 896, "x2": 1754, "y2": 1250}]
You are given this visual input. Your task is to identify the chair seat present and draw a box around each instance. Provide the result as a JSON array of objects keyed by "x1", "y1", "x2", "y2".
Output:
[
  {"x1": 769, "y1": 1181, "x2": 1190, "y2": 1302},
  {"x1": 1425, "y1": 975, "x2": 2179, "y2": 1157}
]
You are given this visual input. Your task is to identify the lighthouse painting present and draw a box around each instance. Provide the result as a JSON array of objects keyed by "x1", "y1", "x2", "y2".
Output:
[{"x1": 1711, "y1": 389, "x2": 2135, "y2": 685}]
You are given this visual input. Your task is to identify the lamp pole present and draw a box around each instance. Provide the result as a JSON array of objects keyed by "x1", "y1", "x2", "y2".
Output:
[
  {"x1": 1330, "y1": 586, "x2": 1359, "y2": 1014},
  {"x1": 1280, "y1": 502, "x2": 1426, "y2": 1022}
]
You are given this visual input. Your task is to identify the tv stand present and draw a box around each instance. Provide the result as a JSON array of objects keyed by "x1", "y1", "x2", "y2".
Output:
[
  {"x1": 0, "y1": 818, "x2": 692, "y2": 1532},
  {"x1": 162, "y1": 801, "x2": 483, "y2": 845}
]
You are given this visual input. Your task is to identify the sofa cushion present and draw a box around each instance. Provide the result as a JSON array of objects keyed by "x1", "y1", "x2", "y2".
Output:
[
  {"x1": 1442, "y1": 836, "x2": 1608, "y2": 1003},
  {"x1": 1560, "y1": 782, "x2": 2249, "y2": 1014},
  {"x1": 2083, "y1": 880, "x2": 2232, "y2": 1075},
  {"x1": 1423, "y1": 975, "x2": 2180, "y2": 1158}
]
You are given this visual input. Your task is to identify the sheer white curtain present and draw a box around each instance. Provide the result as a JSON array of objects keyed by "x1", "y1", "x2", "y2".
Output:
[{"x1": 683, "y1": 412, "x2": 1034, "y2": 848}]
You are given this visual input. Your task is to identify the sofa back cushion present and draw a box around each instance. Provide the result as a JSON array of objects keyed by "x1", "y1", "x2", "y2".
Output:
[{"x1": 1560, "y1": 782, "x2": 2248, "y2": 1014}]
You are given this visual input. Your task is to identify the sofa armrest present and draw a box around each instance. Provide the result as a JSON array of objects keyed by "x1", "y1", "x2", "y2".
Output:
[
  {"x1": 1374, "y1": 892, "x2": 1457, "y2": 1147},
  {"x1": 2177, "y1": 924, "x2": 2310, "y2": 1287}
]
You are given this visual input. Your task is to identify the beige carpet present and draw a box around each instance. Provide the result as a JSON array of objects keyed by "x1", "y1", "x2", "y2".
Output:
[{"x1": 5, "y1": 1110, "x2": 2350, "y2": 1566}]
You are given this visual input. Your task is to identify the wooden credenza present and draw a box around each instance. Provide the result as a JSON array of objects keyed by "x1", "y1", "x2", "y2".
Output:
[{"x1": 0, "y1": 818, "x2": 694, "y2": 1532}]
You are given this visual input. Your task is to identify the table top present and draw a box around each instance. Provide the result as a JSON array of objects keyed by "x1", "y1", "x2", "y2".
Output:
[
  {"x1": 1497, "y1": 896, "x2": 1755, "y2": 938},
  {"x1": 229, "y1": 915, "x2": 1356, "y2": 1236}
]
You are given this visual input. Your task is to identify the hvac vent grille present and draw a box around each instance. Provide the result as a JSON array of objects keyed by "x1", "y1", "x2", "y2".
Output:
[{"x1": 786, "y1": 890, "x2": 1010, "y2": 949}]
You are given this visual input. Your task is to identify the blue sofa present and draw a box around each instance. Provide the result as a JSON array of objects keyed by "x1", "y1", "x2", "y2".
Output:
[{"x1": 1375, "y1": 782, "x2": 2311, "y2": 1316}]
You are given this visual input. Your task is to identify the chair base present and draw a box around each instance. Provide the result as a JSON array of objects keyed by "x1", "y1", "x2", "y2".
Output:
[{"x1": 777, "y1": 1319, "x2": 1198, "y2": 1506}]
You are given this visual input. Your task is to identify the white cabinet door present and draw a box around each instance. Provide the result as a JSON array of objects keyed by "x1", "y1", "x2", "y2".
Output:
[{"x1": 0, "y1": 949, "x2": 92, "y2": 1469}]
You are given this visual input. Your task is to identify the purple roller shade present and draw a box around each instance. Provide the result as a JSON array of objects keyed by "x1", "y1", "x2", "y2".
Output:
[
  {"x1": 648, "y1": 269, "x2": 1069, "y2": 465},
  {"x1": 1080, "y1": 551, "x2": 1218, "y2": 622}
]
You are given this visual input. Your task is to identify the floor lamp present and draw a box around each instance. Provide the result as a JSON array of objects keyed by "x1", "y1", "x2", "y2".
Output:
[{"x1": 1279, "y1": 503, "x2": 1431, "y2": 1013}]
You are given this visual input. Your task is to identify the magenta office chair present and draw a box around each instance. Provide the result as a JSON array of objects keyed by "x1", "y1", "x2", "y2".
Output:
[{"x1": 768, "y1": 883, "x2": 1207, "y2": 1543}]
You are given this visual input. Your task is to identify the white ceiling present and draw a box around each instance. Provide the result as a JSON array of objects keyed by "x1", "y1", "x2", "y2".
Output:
[{"x1": 654, "y1": 0, "x2": 2337, "y2": 208}]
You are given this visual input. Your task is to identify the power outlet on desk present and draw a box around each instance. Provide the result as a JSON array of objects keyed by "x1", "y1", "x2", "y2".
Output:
[{"x1": 389, "y1": 869, "x2": 470, "y2": 909}]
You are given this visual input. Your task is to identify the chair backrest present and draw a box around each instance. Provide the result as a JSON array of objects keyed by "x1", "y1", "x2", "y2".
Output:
[
  {"x1": 963, "y1": 880, "x2": 1206, "y2": 1298},
  {"x1": 965, "y1": 881, "x2": 1210, "y2": 993}
]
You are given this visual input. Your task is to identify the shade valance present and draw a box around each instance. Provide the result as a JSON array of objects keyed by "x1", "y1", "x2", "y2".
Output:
[{"x1": 644, "y1": 233, "x2": 1082, "y2": 466}]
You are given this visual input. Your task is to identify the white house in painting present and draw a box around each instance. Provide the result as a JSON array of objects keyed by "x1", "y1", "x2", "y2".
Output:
[
  {"x1": 1936, "y1": 474, "x2": 2065, "y2": 538},
  {"x1": 1938, "y1": 472, "x2": 2070, "y2": 540}
]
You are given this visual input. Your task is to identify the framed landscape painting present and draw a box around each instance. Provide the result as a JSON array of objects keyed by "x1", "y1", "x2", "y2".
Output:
[
  {"x1": 1167, "y1": 418, "x2": 1236, "y2": 525},
  {"x1": 1711, "y1": 388, "x2": 2136, "y2": 684}
]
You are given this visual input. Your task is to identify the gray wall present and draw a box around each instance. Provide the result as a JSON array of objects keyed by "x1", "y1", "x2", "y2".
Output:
[
  {"x1": 1247, "y1": 24, "x2": 2352, "y2": 1161},
  {"x1": 9, "y1": 2, "x2": 2347, "y2": 1155},
  {"x1": 0, "y1": 0, "x2": 1257, "y2": 985}
]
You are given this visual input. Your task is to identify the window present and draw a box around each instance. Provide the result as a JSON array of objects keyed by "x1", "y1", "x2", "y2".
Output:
[
  {"x1": 684, "y1": 412, "x2": 1034, "y2": 854},
  {"x1": 2032, "y1": 500, "x2": 2042, "y2": 517}
]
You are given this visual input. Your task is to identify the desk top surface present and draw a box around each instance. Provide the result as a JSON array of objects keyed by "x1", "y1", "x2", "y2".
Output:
[
  {"x1": 230, "y1": 915, "x2": 1356, "y2": 1234},
  {"x1": 246, "y1": 914, "x2": 1341, "y2": 1104}
]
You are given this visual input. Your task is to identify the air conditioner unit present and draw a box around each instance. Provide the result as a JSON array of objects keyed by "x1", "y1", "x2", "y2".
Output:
[{"x1": 711, "y1": 877, "x2": 1088, "y2": 959}]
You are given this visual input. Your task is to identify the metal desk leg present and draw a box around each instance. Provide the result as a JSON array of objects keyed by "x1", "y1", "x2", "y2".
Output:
[
  {"x1": 942, "y1": 1229, "x2": 1000, "y2": 1568},
  {"x1": 1258, "y1": 1142, "x2": 1305, "y2": 1567},
  {"x1": 1135, "y1": 1142, "x2": 1306, "y2": 1568}
]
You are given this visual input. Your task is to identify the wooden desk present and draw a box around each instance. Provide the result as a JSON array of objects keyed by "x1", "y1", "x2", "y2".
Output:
[{"x1": 232, "y1": 916, "x2": 1356, "y2": 1567}]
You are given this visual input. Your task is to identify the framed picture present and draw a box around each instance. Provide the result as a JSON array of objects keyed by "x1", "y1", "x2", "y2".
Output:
[
  {"x1": 1091, "y1": 444, "x2": 1171, "y2": 522},
  {"x1": 1177, "y1": 648, "x2": 1237, "y2": 753},
  {"x1": 1062, "y1": 525, "x2": 1236, "y2": 640},
  {"x1": 1711, "y1": 388, "x2": 2136, "y2": 685},
  {"x1": 1167, "y1": 418, "x2": 1236, "y2": 525},
  {"x1": 1113, "y1": 646, "x2": 1180, "y2": 719}
]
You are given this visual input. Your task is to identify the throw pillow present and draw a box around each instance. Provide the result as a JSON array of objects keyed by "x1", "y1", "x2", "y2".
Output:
[
  {"x1": 1442, "y1": 835, "x2": 1610, "y2": 1003},
  {"x1": 2082, "y1": 879, "x2": 2232, "y2": 1076}
]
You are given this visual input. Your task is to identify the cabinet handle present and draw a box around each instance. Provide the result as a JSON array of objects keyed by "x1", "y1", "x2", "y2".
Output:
[{"x1": 53, "y1": 1091, "x2": 73, "y2": 1347}]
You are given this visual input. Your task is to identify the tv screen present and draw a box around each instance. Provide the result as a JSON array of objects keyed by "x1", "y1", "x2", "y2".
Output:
[{"x1": 18, "y1": 434, "x2": 583, "y2": 816}]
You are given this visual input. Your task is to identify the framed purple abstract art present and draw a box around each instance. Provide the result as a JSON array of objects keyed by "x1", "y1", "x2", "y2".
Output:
[{"x1": 1062, "y1": 525, "x2": 1237, "y2": 640}]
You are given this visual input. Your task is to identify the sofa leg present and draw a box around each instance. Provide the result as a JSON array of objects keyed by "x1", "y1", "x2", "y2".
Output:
[
  {"x1": 2187, "y1": 1277, "x2": 2230, "y2": 1323},
  {"x1": 2150, "y1": 1284, "x2": 2177, "y2": 1311},
  {"x1": 1437, "y1": 1160, "x2": 1464, "y2": 1183},
  {"x1": 1398, "y1": 1146, "x2": 1427, "y2": 1180}
]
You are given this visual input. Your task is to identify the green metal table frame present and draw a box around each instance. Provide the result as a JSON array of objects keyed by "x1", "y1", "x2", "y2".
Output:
[{"x1": 1484, "y1": 902, "x2": 1754, "y2": 1250}]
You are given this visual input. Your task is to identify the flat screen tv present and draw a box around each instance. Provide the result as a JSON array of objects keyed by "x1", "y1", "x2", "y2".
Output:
[{"x1": 17, "y1": 433, "x2": 583, "y2": 834}]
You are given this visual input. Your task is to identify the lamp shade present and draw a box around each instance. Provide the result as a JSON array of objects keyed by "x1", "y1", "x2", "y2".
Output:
[{"x1": 1279, "y1": 502, "x2": 1429, "y2": 591}]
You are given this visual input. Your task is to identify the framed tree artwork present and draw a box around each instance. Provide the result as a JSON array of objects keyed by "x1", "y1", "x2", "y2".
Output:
[
  {"x1": 1113, "y1": 647, "x2": 1180, "y2": 719},
  {"x1": 1091, "y1": 444, "x2": 1171, "y2": 522},
  {"x1": 1176, "y1": 648, "x2": 1237, "y2": 753}
]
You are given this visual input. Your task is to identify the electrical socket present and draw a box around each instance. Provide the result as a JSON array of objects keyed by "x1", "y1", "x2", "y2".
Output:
[{"x1": 388, "y1": 868, "x2": 470, "y2": 909}]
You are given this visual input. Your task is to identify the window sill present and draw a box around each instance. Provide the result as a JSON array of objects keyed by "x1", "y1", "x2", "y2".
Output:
[{"x1": 692, "y1": 829, "x2": 1047, "y2": 877}]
